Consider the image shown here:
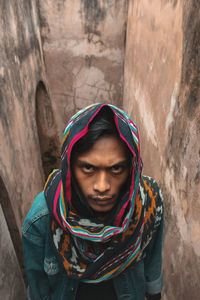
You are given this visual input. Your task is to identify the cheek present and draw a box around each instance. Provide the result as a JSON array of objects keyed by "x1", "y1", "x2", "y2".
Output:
[
  {"x1": 119, "y1": 171, "x2": 129, "y2": 184},
  {"x1": 115, "y1": 174, "x2": 129, "y2": 192},
  {"x1": 76, "y1": 175, "x2": 93, "y2": 194},
  {"x1": 111, "y1": 174, "x2": 129, "y2": 191}
]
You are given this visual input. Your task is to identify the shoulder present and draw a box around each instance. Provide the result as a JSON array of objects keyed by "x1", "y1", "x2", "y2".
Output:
[
  {"x1": 141, "y1": 175, "x2": 164, "y2": 229},
  {"x1": 142, "y1": 175, "x2": 161, "y2": 192},
  {"x1": 142, "y1": 175, "x2": 163, "y2": 206},
  {"x1": 22, "y1": 191, "x2": 50, "y2": 235}
]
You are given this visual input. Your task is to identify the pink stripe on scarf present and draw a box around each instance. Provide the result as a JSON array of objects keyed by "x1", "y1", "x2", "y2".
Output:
[
  {"x1": 115, "y1": 170, "x2": 136, "y2": 226},
  {"x1": 65, "y1": 104, "x2": 107, "y2": 203},
  {"x1": 53, "y1": 180, "x2": 62, "y2": 226},
  {"x1": 113, "y1": 114, "x2": 137, "y2": 226},
  {"x1": 66, "y1": 127, "x2": 88, "y2": 202}
]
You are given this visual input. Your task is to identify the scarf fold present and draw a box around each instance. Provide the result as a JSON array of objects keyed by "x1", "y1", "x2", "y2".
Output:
[{"x1": 44, "y1": 103, "x2": 162, "y2": 282}]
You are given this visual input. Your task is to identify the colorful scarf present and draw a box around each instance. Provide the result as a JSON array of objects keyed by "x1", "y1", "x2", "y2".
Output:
[{"x1": 44, "y1": 103, "x2": 163, "y2": 283}]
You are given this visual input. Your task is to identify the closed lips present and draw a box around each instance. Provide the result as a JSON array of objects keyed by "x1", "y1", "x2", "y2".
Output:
[
  {"x1": 90, "y1": 197, "x2": 115, "y2": 204},
  {"x1": 91, "y1": 196, "x2": 113, "y2": 200}
]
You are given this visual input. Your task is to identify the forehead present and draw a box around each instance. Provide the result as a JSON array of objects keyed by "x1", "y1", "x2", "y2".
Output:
[{"x1": 76, "y1": 136, "x2": 129, "y2": 165}]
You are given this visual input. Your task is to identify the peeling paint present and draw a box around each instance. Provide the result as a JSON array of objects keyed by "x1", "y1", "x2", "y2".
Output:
[
  {"x1": 63, "y1": 39, "x2": 122, "y2": 65},
  {"x1": 0, "y1": 67, "x2": 5, "y2": 77},
  {"x1": 165, "y1": 83, "x2": 179, "y2": 129},
  {"x1": 190, "y1": 221, "x2": 200, "y2": 256},
  {"x1": 134, "y1": 83, "x2": 157, "y2": 147},
  {"x1": 182, "y1": 165, "x2": 188, "y2": 180}
]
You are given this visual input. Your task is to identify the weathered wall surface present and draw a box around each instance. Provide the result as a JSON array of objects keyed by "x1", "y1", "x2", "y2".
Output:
[
  {"x1": 124, "y1": 0, "x2": 200, "y2": 299},
  {"x1": 0, "y1": 0, "x2": 59, "y2": 289},
  {"x1": 1, "y1": 0, "x2": 200, "y2": 298},
  {"x1": 0, "y1": 0, "x2": 59, "y2": 296},
  {"x1": 0, "y1": 205, "x2": 26, "y2": 299},
  {"x1": 0, "y1": 0, "x2": 58, "y2": 226},
  {"x1": 38, "y1": 0, "x2": 128, "y2": 134},
  {"x1": 124, "y1": 0, "x2": 183, "y2": 178}
]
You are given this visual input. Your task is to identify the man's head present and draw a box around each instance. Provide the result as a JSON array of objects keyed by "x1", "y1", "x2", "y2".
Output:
[{"x1": 71, "y1": 107, "x2": 131, "y2": 214}]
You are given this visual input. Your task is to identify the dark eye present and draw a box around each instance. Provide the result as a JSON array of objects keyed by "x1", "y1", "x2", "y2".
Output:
[
  {"x1": 81, "y1": 164, "x2": 95, "y2": 174},
  {"x1": 110, "y1": 165, "x2": 125, "y2": 174}
]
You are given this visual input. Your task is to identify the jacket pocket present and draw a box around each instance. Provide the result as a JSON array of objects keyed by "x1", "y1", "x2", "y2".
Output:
[{"x1": 44, "y1": 256, "x2": 60, "y2": 275}]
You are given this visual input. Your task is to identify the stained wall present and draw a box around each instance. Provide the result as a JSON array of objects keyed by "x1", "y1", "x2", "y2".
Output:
[
  {"x1": 0, "y1": 205, "x2": 26, "y2": 299},
  {"x1": 0, "y1": 0, "x2": 59, "y2": 226},
  {"x1": 38, "y1": 0, "x2": 128, "y2": 134},
  {"x1": 1, "y1": 0, "x2": 200, "y2": 299},
  {"x1": 0, "y1": 1, "x2": 58, "y2": 296},
  {"x1": 124, "y1": 0, "x2": 200, "y2": 299},
  {"x1": 1, "y1": 0, "x2": 44, "y2": 226}
]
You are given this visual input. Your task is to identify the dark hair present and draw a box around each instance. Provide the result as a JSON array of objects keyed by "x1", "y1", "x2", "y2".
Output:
[{"x1": 72, "y1": 106, "x2": 119, "y2": 157}]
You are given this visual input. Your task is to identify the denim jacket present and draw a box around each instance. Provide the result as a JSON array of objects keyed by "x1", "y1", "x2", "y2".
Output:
[{"x1": 22, "y1": 192, "x2": 163, "y2": 300}]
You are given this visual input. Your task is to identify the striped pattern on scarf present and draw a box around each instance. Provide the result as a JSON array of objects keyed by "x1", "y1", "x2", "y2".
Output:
[{"x1": 44, "y1": 103, "x2": 163, "y2": 282}]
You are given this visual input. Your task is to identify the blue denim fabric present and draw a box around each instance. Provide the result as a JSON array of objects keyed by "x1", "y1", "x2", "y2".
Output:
[{"x1": 22, "y1": 192, "x2": 163, "y2": 300}]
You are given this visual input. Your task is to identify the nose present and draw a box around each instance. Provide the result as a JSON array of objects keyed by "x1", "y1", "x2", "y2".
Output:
[{"x1": 93, "y1": 171, "x2": 111, "y2": 194}]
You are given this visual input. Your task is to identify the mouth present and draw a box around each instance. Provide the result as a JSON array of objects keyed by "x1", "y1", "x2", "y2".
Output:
[{"x1": 89, "y1": 196, "x2": 115, "y2": 206}]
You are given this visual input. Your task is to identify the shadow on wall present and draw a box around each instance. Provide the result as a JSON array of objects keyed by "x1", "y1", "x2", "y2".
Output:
[
  {"x1": 0, "y1": 176, "x2": 23, "y2": 270},
  {"x1": 36, "y1": 81, "x2": 60, "y2": 179}
]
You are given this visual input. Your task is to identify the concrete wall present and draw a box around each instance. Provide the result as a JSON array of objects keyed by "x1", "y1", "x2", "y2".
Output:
[
  {"x1": 38, "y1": 0, "x2": 128, "y2": 134},
  {"x1": 0, "y1": 0, "x2": 58, "y2": 225},
  {"x1": 0, "y1": 205, "x2": 26, "y2": 300},
  {"x1": 0, "y1": 2, "x2": 44, "y2": 294},
  {"x1": 124, "y1": 0, "x2": 200, "y2": 299},
  {"x1": 1, "y1": 0, "x2": 200, "y2": 298},
  {"x1": 0, "y1": 1, "x2": 59, "y2": 297}
]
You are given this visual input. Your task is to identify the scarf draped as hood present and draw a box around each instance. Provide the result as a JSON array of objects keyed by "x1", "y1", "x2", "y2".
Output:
[{"x1": 44, "y1": 103, "x2": 161, "y2": 283}]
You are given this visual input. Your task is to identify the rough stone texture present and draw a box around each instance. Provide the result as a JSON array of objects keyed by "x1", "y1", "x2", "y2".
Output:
[
  {"x1": 36, "y1": 81, "x2": 60, "y2": 178},
  {"x1": 124, "y1": 0, "x2": 200, "y2": 299},
  {"x1": 0, "y1": 1, "x2": 60, "y2": 297},
  {"x1": 0, "y1": 176, "x2": 23, "y2": 274},
  {"x1": 1, "y1": 0, "x2": 200, "y2": 299},
  {"x1": 38, "y1": 0, "x2": 128, "y2": 134},
  {"x1": 124, "y1": 0, "x2": 183, "y2": 179},
  {"x1": 0, "y1": 0, "x2": 58, "y2": 227},
  {"x1": 0, "y1": 1, "x2": 45, "y2": 296},
  {"x1": 0, "y1": 205, "x2": 26, "y2": 299}
]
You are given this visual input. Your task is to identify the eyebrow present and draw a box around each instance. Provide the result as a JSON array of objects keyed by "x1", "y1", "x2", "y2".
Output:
[{"x1": 76, "y1": 159, "x2": 129, "y2": 169}]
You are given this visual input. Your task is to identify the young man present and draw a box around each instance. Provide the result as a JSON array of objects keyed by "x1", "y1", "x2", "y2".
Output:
[{"x1": 22, "y1": 103, "x2": 164, "y2": 300}]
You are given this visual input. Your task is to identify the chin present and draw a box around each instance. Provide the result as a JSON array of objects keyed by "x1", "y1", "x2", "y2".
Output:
[{"x1": 91, "y1": 205, "x2": 114, "y2": 213}]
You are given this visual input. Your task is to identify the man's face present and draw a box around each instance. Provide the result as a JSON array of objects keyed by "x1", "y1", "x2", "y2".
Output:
[{"x1": 72, "y1": 135, "x2": 130, "y2": 213}]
